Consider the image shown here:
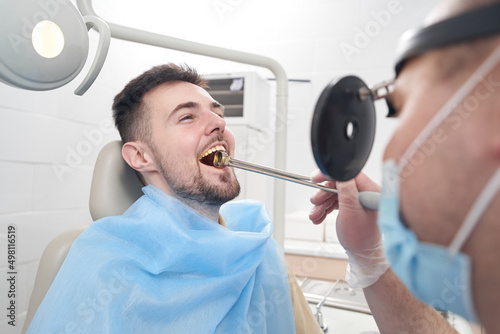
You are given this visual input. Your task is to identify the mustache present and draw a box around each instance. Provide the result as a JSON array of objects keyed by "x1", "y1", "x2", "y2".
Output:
[{"x1": 197, "y1": 134, "x2": 228, "y2": 156}]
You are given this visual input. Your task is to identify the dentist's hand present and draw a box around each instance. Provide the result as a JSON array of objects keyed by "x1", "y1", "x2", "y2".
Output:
[
  {"x1": 309, "y1": 171, "x2": 380, "y2": 249},
  {"x1": 309, "y1": 171, "x2": 389, "y2": 288}
]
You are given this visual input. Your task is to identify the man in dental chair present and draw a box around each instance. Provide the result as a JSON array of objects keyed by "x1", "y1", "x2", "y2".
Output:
[
  {"x1": 27, "y1": 63, "x2": 323, "y2": 333},
  {"x1": 310, "y1": 0, "x2": 500, "y2": 333}
]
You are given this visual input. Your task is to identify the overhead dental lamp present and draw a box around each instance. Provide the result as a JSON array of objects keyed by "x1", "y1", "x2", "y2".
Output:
[{"x1": 0, "y1": 0, "x2": 110, "y2": 95}]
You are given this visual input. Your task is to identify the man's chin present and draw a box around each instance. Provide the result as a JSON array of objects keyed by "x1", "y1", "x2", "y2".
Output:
[
  {"x1": 208, "y1": 179, "x2": 241, "y2": 204},
  {"x1": 167, "y1": 171, "x2": 241, "y2": 206}
]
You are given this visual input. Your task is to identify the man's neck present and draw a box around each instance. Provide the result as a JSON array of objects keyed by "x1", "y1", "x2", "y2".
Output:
[
  {"x1": 178, "y1": 196, "x2": 221, "y2": 223},
  {"x1": 146, "y1": 178, "x2": 223, "y2": 223}
]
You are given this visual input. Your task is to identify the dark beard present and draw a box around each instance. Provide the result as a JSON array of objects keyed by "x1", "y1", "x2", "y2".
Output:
[
  {"x1": 151, "y1": 144, "x2": 240, "y2": 206},
  {"x1": 171, "y1": 172, "x2": 241, "y2": 206}
]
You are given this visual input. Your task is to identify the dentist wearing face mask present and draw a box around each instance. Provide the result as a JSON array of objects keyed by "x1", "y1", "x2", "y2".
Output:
[{"x1": 310, "y1": 0, "x2": 500, "y2": 333}]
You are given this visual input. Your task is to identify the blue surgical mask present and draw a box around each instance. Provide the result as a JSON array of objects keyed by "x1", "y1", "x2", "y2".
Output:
[
  {"x1": 378, "y1": 44, "x2": 500, "y2": 323},
  {"x1": 380, "y1": 160, "x2": 470, "y2": 321}
]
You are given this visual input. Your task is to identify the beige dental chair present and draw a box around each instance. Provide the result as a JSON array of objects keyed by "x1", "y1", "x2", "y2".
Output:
[{"x1": 21, "y1": 140, "x2": 144, "y2": 333}]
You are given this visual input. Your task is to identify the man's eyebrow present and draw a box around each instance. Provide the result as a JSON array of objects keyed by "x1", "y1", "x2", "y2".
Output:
[
  {"x1": 168, "y1": 101, "x2": 199, "y2": 120},
  {"x1": 211, "y1": 101, "x2": 225, "y2": 114}
]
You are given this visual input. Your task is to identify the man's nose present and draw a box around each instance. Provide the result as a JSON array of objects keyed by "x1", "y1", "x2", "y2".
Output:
[{"x1": 206, "y1": 112, "x2": 226, "y2": 135}]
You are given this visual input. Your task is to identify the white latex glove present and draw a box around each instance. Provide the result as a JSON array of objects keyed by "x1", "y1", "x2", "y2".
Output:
[{"x1": 309, "y1": 170, "x2": 389, "y2": 288}]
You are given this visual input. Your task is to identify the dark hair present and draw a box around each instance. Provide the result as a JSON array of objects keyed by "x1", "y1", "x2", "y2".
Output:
[{"x1": 112, "y1": 63, "x2": 208, "y2": 143}]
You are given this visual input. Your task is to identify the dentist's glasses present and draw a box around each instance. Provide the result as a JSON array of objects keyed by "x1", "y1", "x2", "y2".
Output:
[{"x1": 358, "y1": 78, "x2": 397, "y2": 117}]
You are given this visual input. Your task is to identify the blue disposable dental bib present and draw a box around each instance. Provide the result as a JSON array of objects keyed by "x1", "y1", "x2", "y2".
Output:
[{"x1": 28, "y1": 185, "x2": 295, "y2": 334}]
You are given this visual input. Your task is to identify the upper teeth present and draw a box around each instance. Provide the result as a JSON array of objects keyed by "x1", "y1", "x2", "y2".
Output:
[{"x1": 201, "y1": 145, "x2": 226, "y2": 158}]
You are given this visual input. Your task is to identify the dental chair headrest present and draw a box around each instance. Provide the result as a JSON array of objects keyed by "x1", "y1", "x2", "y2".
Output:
[{"x1": 89, "y1": 140, "x2": 144, "y2": 221}]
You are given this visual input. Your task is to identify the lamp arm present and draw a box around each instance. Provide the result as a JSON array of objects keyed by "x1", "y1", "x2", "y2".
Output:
[{"x1": 74, "y1": 15, "x2": 111, "y2": 96}]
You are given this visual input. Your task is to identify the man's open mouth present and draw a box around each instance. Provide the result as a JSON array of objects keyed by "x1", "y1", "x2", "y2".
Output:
[{"x1": 199, "y1": 145, "x2": 226, "y2": 166}]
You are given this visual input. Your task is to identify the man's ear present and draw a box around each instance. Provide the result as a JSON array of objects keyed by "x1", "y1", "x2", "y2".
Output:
[{"x1": 122, "y1": 141, "x2": 156, "y2": 173}]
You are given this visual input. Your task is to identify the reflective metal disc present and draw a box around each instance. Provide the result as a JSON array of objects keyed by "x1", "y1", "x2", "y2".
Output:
[{"x1": 311, "y1": 76, "x2": 376, "y2": 181}]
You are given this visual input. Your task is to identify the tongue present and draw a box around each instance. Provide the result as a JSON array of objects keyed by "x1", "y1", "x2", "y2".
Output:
[{"x1": 200, "y1": 152, "x2": 217, "y2": 166}]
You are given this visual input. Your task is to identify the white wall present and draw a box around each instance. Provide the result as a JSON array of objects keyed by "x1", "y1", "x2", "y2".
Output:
[{"x1": 0, "y1": 0, "x2": 437, "y2": 332}]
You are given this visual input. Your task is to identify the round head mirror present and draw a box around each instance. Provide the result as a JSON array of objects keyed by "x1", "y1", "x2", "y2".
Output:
[{"x1": 311, "y1": 75, "x2": 376, "y2": 181}]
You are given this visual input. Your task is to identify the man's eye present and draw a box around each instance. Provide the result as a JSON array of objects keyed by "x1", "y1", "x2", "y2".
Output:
[{"x1": 180, "y1": 115, "x2": 193, "y2": 122}]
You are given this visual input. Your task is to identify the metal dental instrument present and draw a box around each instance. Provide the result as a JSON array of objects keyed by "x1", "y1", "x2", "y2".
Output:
[
  {"x1": 213, "y1": 151, "x2": 381, "y2": 210},
  {"x1": 214, "y1": 151, "x2": 339, "y2": 194}
]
